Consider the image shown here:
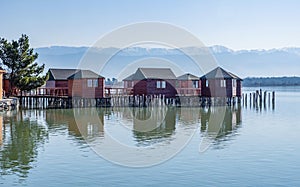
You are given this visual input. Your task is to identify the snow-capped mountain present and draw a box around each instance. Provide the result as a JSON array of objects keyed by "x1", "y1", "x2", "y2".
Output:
[{"x1": 35, "y1": 45, "x2": 300, "y2": 78}]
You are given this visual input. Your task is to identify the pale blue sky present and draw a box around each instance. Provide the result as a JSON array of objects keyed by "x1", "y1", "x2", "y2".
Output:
[{"x1": 1, "y1": 0, "x2": 300, "y2": 50}]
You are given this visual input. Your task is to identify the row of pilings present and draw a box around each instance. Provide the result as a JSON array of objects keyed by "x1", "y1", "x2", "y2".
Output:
[
  {"x1": 110, "y1": 94, "x2": 241, "y2": 107},
  {"x1": 17, "y1": 90, "x2": 275, "y2": 110},
  {"x1": 17, "y1": 95, "x2": 242, "y2": 109},
  {"x1": 18, "y1": 96, "x2": 111, "y2": 109},
  {"x1": 242, "y1": 89, "x2": 275, "y2": 110}
]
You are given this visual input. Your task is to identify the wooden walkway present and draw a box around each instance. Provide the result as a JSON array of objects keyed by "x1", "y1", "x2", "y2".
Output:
[
  {"x1": 18, "y1": 95, "x2": 111, "y2": 109},
  {"x1": 13, "y1": 87, "x2": 275, "y2": 109}
]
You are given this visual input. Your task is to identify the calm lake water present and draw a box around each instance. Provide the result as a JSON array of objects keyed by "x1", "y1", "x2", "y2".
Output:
[{"x1": 1, "y1": 86, "x2": 300, "y2": 186}]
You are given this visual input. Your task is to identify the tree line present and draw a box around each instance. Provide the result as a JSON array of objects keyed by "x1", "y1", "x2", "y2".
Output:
[{"x1": 243, "y1": 77, "x2": 300, "y2": 87}]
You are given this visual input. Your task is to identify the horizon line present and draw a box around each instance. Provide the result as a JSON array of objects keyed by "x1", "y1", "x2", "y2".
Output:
[{"x1": 34, "y1": 44, "x2": 300, "y2": 52}]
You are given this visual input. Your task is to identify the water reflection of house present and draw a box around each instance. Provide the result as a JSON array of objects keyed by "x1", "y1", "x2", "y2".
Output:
[
  {"x1": 177, "y1": 107, "x2": 201, "y2": 124},
  {"x1": 123, "y1": 68, "x2": 177, "y2": 98},
  {"x1": 200, "y1": 67, "x2": 242, "y2": 98},
  {"x1": 71, "y1": 109, "x2": 104, "y2": 137},
  {"x1": 200, "y1": 106, "x2": 242, "y2": 139},
  {"x1": 132, "y1": 107, "x2": 176, "y2": 145},
  {"x1": 45, "y1": 109, "x2": 104, "y2": 137}
]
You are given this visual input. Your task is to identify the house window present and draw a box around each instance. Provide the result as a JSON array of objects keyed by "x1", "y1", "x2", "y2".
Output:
[
  {"x1": 87, "y1": 79, "x2": 93, "y2": 87},
  {"x1": 206, "y1": 80, "x2": 209, "y2": 87},
  {"x1": 220, "y1": 79, "x2": 226, "y2": 87},
  {"x1": 156, "y1": 81, "x2": 161, "y2": 88},
  {"x1": 87, "y1": 79, "x2": 98, "y2": 87},
  {"x1": 156, "y1": 81, "x2": 166, "y2": 89},
  {"x1": 192, "y1": 80, "x2": 199, "y2": 88},
  {"x1": 93, "y1": 79, "x2": 98, "y2": 87},
  {"x1": 161, "y1": 81, "x2": 166, "y2": 88},
  {"x1": 232, "y1": 79, "x2": 236, "y2": 87}
]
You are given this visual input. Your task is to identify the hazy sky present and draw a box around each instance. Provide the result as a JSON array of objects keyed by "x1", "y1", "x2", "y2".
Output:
[{"x1": 1, "y1": 0, "x2": 300, "y2": 50}]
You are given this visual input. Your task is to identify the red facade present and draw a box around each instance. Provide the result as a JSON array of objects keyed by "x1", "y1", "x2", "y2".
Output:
[
  {"x1": 200, "y1": 67, "x2": 243, "y2": 98},
  {"x1": 68, "y1": 78, "x2": 104, "y2": 98},
  {"x1": 176, "y1": 80, "x2": 201, "y2": 96},
  {"x1": 200, "y1": 79, "x2": 242, "y2": 97},
  {"x1": 46, "y1": 69, "x2": 105, "y2": 98},
  {"x1": 133, "y1": 79, "x2": 177, "y2": 98}
]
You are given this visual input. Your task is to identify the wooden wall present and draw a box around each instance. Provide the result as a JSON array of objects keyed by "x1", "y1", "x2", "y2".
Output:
[
  {"x1": 68, "y1": 78, "x2": 104, "y2": 98},
  {"x1": 201, "y1": 79, "x2": 239, "y2": 97},
  {"x1": 55, "y1": 80, "x2": 69, "y2": 88},
  {"x1": 133, "y1": 79, "x2": 177, "y2": 98}
]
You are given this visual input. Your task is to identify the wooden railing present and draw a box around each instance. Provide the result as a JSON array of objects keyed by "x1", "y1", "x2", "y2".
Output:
[
  {"x1": 105, "y1": 87, "x2": 133, "y2": 97},
  {"x1": 176, "y1": 88, "x2": 201, "y2": 96},
  {"x1": 15, "y1": 87, "x2": 201, "y2": 97},
  {"x1": 19, "y1": 87, "x2": 69, "y2": 97},
  {"x1": 105, "y1": 87, "x2": 201, "y2": 97}
]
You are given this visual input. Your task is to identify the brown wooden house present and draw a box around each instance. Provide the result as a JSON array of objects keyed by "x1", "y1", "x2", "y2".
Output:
[
  {"x1": 68, "y1": 70, "x2": 105, "y2": 98},
  {"x1": 123, "y1": 68, "x2": 177, "y2": 98},
  {"x1": 47, "y1": 69, "x2": 78, "y2": 88},
  {"x1": 176, "y1": 73, "x2": 200, "y2": 96},
  {"x1": 200, "y1": 67, "x2": 242, "y2": 98},
  {"x1": 46, "y1": 69, "x2": 78, "y2": 96}
]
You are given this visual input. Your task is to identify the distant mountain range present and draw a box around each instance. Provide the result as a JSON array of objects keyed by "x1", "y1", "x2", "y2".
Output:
[{"x1": 35, "y1": 45, "x2": 300, "y2": 79}]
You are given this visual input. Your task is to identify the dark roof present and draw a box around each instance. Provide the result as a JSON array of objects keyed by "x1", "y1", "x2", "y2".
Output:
[
  {"x1": 200, "y1": 67, "x2": 242, "y2": 80},
  {"x1": 48, "y1": 69, "x2": 78, "y2": 80},
  {"x1": 123, "y1": 74, "x2": 135, "y2": 81},
  {"x1": 124, "y1": 68, "x2": 177, "y2": 81},
  {"x1": 67, "y1": 70, "x2": 104, "y2": 79},
  {"x1": 177, "y1": 73, "x2": 199, "y2": 80}
]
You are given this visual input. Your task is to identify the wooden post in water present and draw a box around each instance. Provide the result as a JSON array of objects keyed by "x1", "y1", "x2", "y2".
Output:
[
  {"x1": 249, "y1": 93, "x2": 252, "y2": 108},
  {"x1": 263, "y1": 91, "x2": 267, "y2": 109},
  {"x1": 252, "y1": 92, "x2": 255, "y2": 105},
  {"x1": 259, "y1": 89, "x2": 262, "y2": 105},
  {"x1": 255, "y1": 90, "x2": 259, "y2": 104},
  {"x1": 272, "y1": 91, "x2": 275, "y2": 110}
]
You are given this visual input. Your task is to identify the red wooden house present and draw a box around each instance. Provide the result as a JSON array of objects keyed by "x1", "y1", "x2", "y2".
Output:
[
  {"x1": 200, "y1": 67, "x2": 242, "y2": 98},
  {"x1": 46, "y1": 69, "x2": 78, "y2": 96},
  {"x1": 47, "y1": 69, "x2": 78, "y2": 88},
  {"x1": 123, "y1": 68, "x2": 177, "y2": 98},
  {"x1": 68, "y1": 70, "x2": 105, "y2": 98},
  {"x1": 46, "y1": 68, "x2": 105, "y2": 98},
  {"x1": 176, "y1": 73, "x2": 200, "y2": 96}
]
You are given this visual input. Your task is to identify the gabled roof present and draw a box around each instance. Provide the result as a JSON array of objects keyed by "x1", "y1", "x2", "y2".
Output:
[
  {"x1": 123, "y1": 74, "x2": 135, "y2": 81},
  {"x1": 48, "y1": 68, "x2": 78, "y2": 80},
  {"x1": 124, "y1": 68, "x2": 177, "y2": 81},
  {"x1": 200, "y1": 67, "x2": 242, "y2": 80},
  {"x1": 177, "y1": 73, "x2": 199, "y2": 80},
  {"x1": 68, "y1": 70, "x2": 104, "y2": 79}
]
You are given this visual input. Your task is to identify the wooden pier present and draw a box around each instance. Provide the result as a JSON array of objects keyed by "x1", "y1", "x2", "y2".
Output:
[
  {"x1": 18, "y1": 95, "x2": 111, "y2": 109},
  {"x1": 17, "y1": 95, "x2": 244, "y2": 109},
  {"x1": 14, "y1": 87, "x2": 275, "y2": 110}
]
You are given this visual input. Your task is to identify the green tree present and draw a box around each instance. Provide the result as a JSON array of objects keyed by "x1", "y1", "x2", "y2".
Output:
[{"x1": 0, "y1": 34, "x2": 48, "y2": 95}]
